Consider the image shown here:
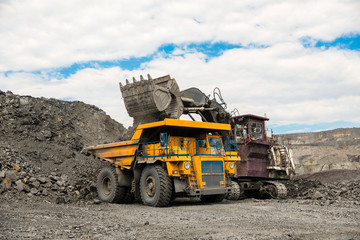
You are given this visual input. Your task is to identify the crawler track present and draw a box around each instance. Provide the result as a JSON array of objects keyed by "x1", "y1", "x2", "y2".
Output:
[{"x1": 264, "y1": 181, "x2": 288, "y2": 199}]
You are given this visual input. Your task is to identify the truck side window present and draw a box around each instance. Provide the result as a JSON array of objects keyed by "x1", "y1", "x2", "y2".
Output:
[
  {"x1": 179, "y1": 138, "x2": 185, "y2": 149},
  {"x1": 198, "y1": 140, "x2": 206, "y2": 148},
  {"x1": 160, "y1": 133, "x2": 167, "y2": 147}
]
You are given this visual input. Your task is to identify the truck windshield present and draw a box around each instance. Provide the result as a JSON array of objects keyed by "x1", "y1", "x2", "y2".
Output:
[{"x1": 208, "y1": 137, "x2": 223, "y2": 148}]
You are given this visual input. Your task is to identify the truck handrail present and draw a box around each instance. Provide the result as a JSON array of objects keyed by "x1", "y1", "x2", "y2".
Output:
[{"x1": 142, "y1": 139, "x2": 192, "y2": 160}]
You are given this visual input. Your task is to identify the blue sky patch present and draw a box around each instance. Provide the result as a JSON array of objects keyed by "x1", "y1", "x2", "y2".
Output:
[
  {"x1": 59, "y1": 97, "x2": 74, "y2": 101},
  {"x1": 56, "y1": 56, "x2": 154, "y2": 78},
  {"x1": 2, "y1": 42, "x2": 244, "y2": 78},
  {"x1": 269, "y1": 121, "x2": 360, "y2": 134},
  {"x1": 187, "y1": 42, "x2": 242, "y2": 57},
  {"x1": 302, "y1": 33, "x2": 360, "y2": 50},
  {"x1": 156, "y1": 42, "x2": 244, "y2": 62}
]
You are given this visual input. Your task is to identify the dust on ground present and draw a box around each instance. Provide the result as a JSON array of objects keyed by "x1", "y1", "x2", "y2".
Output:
[{"x1": 1, "y1": 196, "x2": 359, "y2": 240}]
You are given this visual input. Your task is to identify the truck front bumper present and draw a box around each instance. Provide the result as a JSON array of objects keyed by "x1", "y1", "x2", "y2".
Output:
[{"x1": 189, "y1": 187, "x2": 231, "y2": 196}]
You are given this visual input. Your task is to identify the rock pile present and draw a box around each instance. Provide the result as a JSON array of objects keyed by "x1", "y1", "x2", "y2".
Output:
[
  {"x1": 0, "y1": 146, "x2": 98, "y2": 203},
  {"x1": 285, "y1": 170, "x2": 360, "y2": 205},
  {"x1": 0, "y1": 90, "x2": 128, "y2": 204}
]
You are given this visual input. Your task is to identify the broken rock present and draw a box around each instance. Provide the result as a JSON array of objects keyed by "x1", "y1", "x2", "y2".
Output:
[
  {"x1": 3, "y1": 178, "x2": 12, "y2": 189},
  {"x1": 5, "y1": 170, "x2": 18, "y2": 182},
  {"x1": 15, "y1": 180, "x2": 25, "y2": 192},
  {"x1": 38, "y1": 177, "x2": 48, "y2": 184}
]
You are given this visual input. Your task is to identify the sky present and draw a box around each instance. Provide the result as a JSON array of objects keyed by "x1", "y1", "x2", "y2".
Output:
[{"x1": 0, "y1": 0, "x2": 360, "y2": 134}]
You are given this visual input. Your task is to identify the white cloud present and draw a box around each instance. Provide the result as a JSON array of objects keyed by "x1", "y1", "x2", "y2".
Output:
[
  {"x1": 2, "y1": 42, "x2": 359, "y2": 128},
  {"x1": 141, "y1": 43, "x2": 360, "y2": 125},
  {"x1": 1, "y1": 0, "x2": 360, "y2": 130},
  {"x1": 1, "y1": 0, "x2": 359, "y2": 71}
]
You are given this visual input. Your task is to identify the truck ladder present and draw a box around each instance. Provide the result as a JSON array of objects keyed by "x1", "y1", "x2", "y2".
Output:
[{"x1": 188, "y1": 161, "x2": 199, "y2": 189}]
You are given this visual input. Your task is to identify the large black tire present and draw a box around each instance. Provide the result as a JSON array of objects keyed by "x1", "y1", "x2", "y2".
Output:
[
  {"x1": 200, "y1": 194, "x2": 225, "y2": 203},
  {"x1": 97, "y1": 167, "x2": 126, "y2": 203},
  {"x1": 226, "y1": 181, "x2": 241, "y2": 201},
  {"x1": 140, "y1": 165, "x2": 172, "y2": 207}
]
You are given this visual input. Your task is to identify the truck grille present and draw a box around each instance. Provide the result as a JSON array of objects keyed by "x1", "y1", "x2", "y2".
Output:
[
  {"x1": 201, "y1": 161, "x2": 223, "y2": 173},
  {"x1": 202, "y1": 175, "x2": 224, "y2": 187},
  {"x1": 201, "y1": 161, "x2": 224, "y2": 187}
]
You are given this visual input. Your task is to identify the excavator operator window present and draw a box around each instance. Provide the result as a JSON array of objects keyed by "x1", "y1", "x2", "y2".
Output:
[
  {"x1": 251, "y1": 122, "x2": 263, "y2": 139},
  {"x1": 235, "y1": 124, "x2": 248, "y2": 141}
]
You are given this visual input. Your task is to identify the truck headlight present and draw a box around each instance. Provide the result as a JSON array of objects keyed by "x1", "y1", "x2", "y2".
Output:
[
  {"x1": 229, "y1": 162, "x2": 234, "y2": 169},
  {"x1": 184, "y1": 162, "x2": 190, "y2": 170}
]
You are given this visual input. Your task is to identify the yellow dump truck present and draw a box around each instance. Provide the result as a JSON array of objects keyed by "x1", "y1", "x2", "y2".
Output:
[{"x1": 83, "y1": 118, "x2": 239, "y2": 207}]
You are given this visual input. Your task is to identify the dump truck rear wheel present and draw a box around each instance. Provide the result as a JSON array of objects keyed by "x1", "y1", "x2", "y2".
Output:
[
  {"x1": 200, "y1": 194, "x2": 225, "y2": 203},
  {"x1": 140, "y1": 165, "x2": 172, "y2": 207},
  {"x1": 97, "y1": 167, "x2": 125, "y2": 203}
]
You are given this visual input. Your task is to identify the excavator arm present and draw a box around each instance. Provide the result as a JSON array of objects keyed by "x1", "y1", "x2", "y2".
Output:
[{"x1": 120, "y1": 74, "x2": 231, "y2": 126}]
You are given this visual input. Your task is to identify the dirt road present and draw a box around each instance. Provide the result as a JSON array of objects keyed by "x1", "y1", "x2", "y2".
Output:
[{"x1": 1, "y1": 198, "x2": 359, "y2": 240}]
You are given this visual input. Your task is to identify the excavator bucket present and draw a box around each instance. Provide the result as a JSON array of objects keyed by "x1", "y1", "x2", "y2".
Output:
[{"x1": 120, "y1": 74, "x2": 184, "y2": 124}]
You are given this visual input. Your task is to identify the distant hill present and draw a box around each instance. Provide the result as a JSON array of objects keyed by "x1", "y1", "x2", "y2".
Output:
[{"x1": 279, "y1": 128, "x2": 360, "y2": 174}]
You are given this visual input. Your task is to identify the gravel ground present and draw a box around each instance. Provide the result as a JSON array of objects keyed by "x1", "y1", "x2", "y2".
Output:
[{"x1": 1, "y1": 198, "x2": 359, "y2": 240}]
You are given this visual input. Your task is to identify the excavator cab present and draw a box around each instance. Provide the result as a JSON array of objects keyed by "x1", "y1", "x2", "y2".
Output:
[
  {"x1": 232, "y1": 114, "x2": 295, "y2": 181},
  {"x1": 232, "y1": 114, "x2": 269, "y2": 144}
]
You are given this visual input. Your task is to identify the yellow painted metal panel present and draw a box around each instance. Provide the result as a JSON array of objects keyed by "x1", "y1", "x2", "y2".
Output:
[
  {"x1": 137, "y1": 118, "x2": 231, "y2": 131},
  {"x1": 224, "y1": 151, "x2": 240, "y2": 175},
  {"x1": 131, "y1": 129, "x2": 143, "y2": 141},
  {"x1": 85, "y1": 141, "x2": 136, "y2": 149},
  {"x1": 114, "y1": 156, "x2": 134, "y2": 167}
]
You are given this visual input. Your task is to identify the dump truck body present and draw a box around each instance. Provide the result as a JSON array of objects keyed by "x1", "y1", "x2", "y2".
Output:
[{"x1": 84, "y1": 119, "x2": 239, "y2": 206}]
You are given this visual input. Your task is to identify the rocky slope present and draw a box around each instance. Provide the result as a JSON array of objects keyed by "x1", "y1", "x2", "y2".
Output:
[
  {"x1": 280, "y1": 128, "x2": 360, "y2": 174},
  {"x1": 0, "y1": 90, "x2": 128, "y2": 203}
]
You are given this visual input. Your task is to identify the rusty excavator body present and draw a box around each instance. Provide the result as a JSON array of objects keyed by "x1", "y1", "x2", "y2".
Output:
[{"x1": 120, "y1": 74, "x2": 296, "y2": 199}]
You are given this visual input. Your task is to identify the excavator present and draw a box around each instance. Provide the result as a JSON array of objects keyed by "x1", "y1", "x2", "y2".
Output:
[{"x1": 120, "y1": 74, "x2": 296, "y2": 199}]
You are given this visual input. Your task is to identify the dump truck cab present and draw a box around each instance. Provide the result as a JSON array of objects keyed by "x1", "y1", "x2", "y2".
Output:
[{"x1": 84, "y1": 119, "x2": 239, "y2": 207}]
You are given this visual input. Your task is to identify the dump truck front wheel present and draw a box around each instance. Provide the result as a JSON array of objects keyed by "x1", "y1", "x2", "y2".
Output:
[
  {"x1": 140, "y1": 165, "x2": 172, "y2": 207},
  {"x1": 97, "y1": 167, "x2": 126, "y2": 203}
]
